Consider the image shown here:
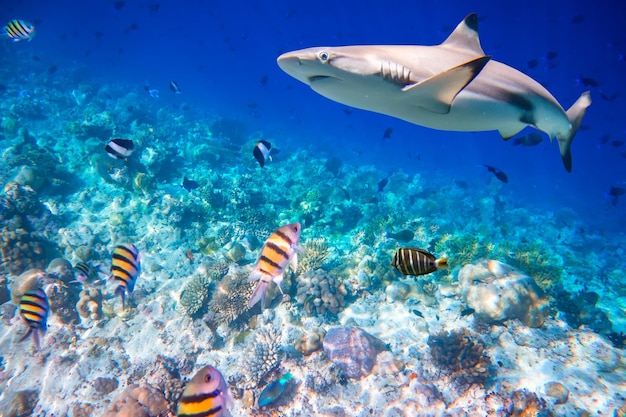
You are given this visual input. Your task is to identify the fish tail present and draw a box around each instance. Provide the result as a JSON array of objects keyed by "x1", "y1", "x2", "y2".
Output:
[
  {"x1": 435, "y1": 258, "x2": 448, "y2": 269},
  {"x1": 248, "y1": 280, "x2": 269, "y2": 309},
  {"x1": 115, "y1": 285, "x2": 126, "y2": 310},
  {"x1": 18, "y1": 328, "x2": 33, "y2": 343},
  {"x1": 558, "y1": 91, "x2": 592, "y2": 172}
]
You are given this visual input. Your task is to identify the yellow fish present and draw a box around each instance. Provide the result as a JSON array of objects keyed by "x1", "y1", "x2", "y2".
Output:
[{"x1": 177, "y1": 365, "x2": 233, "y2": 417}]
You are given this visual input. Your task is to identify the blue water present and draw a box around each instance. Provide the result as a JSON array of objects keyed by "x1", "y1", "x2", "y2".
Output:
[{"x1": 5, "y1": 0, "x2": 625, "y2": 235}]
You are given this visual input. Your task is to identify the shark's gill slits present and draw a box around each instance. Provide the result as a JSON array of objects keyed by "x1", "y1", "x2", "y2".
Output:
[{"x1": 380, "y1": 61, "x2": 413, "y2": 87}]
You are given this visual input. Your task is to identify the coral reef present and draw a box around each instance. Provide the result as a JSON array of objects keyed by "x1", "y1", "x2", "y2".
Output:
[
  {"x1": 295, "y1": 328, "x2": 326, "y2": 356},
  {"x1": 427, "y1": 328, "x2": 491, "y2": 388},
  {"x1": 503, "y1": 389, "x2": 553, "y2": 417},
  {"x1": 128, "y1": 355, "x2": 186, "y2": 411},
  {"x1": 47, "y1": 279, "x2": 81, "y2": 324},
  {"x1": 297, "y1": 238, "x2": 330, "y2": 274},
  {"x1": 207, "y1": 267, "x2": 255, "y2": 327},
  {"x1": 8, "y1": 269, "x2": 45, "y2": 304},
  {"x1": 241, "y1": 326, "x2": 282, "y2": 389},
  {"x1": 77, "y1": 287, "x2": 103, "y2": 321},
  {"x1": 322, "y1": 326, "x2": 387, "y2": 380},
  {"x1": 295, "y1": 269, "x2": 347, "y2": 316},
  {"x1": 459, "y1": 259, "x2": 548, "y2": 327},
  {"x1": 178, "y1": 274, "x2": 211, "y2": 318},
  {"x1": 101, "y1": 384, "x2": 169, "y2": 417},
  {"x1": 552, "y1": 286, "x2": 612, "y2": 333}
]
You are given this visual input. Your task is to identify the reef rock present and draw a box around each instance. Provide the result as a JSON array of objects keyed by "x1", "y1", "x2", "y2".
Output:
[
  {"x1": 322, "y1": 326, "x2": 387, "y2": 379},
  {"x1": 459, "y1": 259, "x2": 547, "y2": 327}
]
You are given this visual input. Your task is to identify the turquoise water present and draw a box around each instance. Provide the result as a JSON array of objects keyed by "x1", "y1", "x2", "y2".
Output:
[{"x1": 0, "y1": 1, "x2": 625, "y2": 416}]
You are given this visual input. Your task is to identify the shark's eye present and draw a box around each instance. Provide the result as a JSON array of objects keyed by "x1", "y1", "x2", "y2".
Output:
[{"x1": 318, "y1": 51, "x2": 329, "y2": 62}]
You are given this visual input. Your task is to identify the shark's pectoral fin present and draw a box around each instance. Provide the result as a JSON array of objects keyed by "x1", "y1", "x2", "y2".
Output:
[
  {"x1": 498, "y1": 126, "x2": 525, "y2": 140},
  {"x1": 401, "y1": 55, "x2": 491, "y2": 114}
]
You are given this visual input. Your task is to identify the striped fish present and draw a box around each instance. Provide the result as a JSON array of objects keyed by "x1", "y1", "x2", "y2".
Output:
[
  {"x1": 247, "y1": 222, "x2": 303, "y2": 309},
  {"x1": 73, "y1": 261, "x2": 104, "y2": 286},
  {"x1": 3, "y1": 19, "x2": 36, "y2": 42},
  {"x1": 391, "y1": 247, "x2": 448, "y2": 276},
  {"x1": 105, "y1": 138, "x2": 134, "y2": 160},
  {"x1": 177, "y1": 365, "x2": 233, "y2": 417},
  {"x1": 19, "y1": 287, "x2": 49, "y2": 349},
  {"x1": 111, "y1": 243, "x2": 141, "y2": 310}
]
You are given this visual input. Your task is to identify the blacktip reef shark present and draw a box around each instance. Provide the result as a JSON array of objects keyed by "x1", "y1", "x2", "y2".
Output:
[{"x1": 277, "y1": 13, "x2": 591, "y2": 172}]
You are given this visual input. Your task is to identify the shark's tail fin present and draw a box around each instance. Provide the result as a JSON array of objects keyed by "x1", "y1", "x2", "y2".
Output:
[{"x1": 557, "y1": 91, "x2": 592, "y2": 172}]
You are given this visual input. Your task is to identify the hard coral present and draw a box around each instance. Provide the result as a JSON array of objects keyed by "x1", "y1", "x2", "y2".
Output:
[
  {"x1": 77, "y1": 287, "x2": 103, "y2": 321},
  {"x1": 296, "y1": 269, "x2": 347, "y2": 316},
  {"x1": 101, "y1": 383, "x2": 169, "y2": 417},
  {"x1": 241, "y1": 327, "x2": 282, "y2": 389},
  {"x1": 504, "y1": 389, "x2": 553, "y2": 417},
  {"x1": 297, "y1": 238, "x2": 330, "y2": 274},
  {"x1": 427, "y1": 328, "x2": 491, "y2": 388},
  {"x1": 322, "y1": 326, "x2": 387, "y2": 380},
  {"x1": 295, "y1": 328, "x2": 326, "y2": 356},
  {"x1": 207, "y1": 267, "x2": 255, "y2": 327},
  {"x1": 179, "y1": 274, "x2": 211, "y2": 318}
]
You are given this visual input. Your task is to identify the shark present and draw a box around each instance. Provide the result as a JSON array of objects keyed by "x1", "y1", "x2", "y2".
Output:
[{"x1": 276, "y1": 13, "x2": 591, "y2": 172}]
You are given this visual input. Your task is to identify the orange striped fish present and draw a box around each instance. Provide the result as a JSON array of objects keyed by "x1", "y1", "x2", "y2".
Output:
[
  {"x1": 391, "y1": 247, "x2": 447, "y2": 276},
  {"x1": 111, "y1": 243, "x2": 141, "y2": 310},
  {"x1": 19, "y1": 287, "x2": 49, "y2": 349},
  {"x1": 177, "y1": 365, "x2": 233, "y2": 417},
  {"x1": 247, "y1": 222, "x2": 302, "y2": 309}
]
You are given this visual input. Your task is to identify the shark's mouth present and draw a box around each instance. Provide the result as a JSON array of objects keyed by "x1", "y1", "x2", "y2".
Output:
[{"x1": 308, "y1": 75, "x2": 335, "y2": 83}]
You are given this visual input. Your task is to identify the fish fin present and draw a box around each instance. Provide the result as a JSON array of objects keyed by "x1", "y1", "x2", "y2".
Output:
[
  {"x1": 557, "y1": 91, "x2": 592, "y2": 173},
  {"x1": 435, "y1": 258, "x2": 448, "y2": 269},
  {"x1": 18, "y1": 328, "x2": 33, "y2": 343},
  {"x1": 401, "y1": 56, "x2": 491, "y2": 114},
  {"x1": 248, "y1": 280, "x2": 269, "y2": 309},
  {"x1": 498, "y1": 126, "x2": 525, "y2": 140},
  {"x1": 441, "y1": 13, "x2": 485, "y2": 56},
  {"x1": 115, "y1": 285, "x2": 126, "y2": 310},
  {"x1": 248, "y1": 269, "x2": 263, "y2": 282},
  {"x1": 273, "y1": 274, "x2": 285, "y2": 295},
  {"x1": 290, "y1": 253, "x2": 298, "y2": 272}
]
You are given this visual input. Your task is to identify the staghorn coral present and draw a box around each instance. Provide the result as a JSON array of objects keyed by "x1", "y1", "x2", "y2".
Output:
[
  {"x1": 241, "y1": 326, "x2": 282, "y2": 389},
  {"x1": 207, "y1": 268, "x2": 255, "y2": 327},
  {"x1": 296, "y1": 269, "x2": 347, "y2": 316},
  {"x1": 179, "y1": 274, "x2": 211, "y2": 318},
  {"x1": 77, "y1": 287, "x2": 103, "y2": 321},
  {"x1": 101, "y1": 384, "x2": 169, "y2": 417},
  {"x1": 427, "y1": 328, "x2": 491, "y2": 388},
  {"x1": 297, "y1": 238, "x2": 330, "y2": 274}
]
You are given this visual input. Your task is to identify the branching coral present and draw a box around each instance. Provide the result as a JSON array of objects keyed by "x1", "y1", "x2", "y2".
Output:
[
  {"x1": 241, "y1": 326, "x2": 282, "y2": 389},
  {"x1": 297, "y1": 238, "x2": 330, "y2": 274},
  {"x1": 427, "y1": 328, "x2": 491, "y2": 388},
  {"x1": 207, "y1": 268, "x2": 255, "y2": 327},
  {"x1": 296, "y1": 269, "x2": 347, "y2": 316},
  {"x1": 179, "y1": 274, "x2": 211, "y2": 318}
]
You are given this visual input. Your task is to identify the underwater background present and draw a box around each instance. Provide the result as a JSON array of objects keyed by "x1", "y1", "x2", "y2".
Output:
[{"x1": 0, "y1": 0, "x2": 625, "y2": 416}]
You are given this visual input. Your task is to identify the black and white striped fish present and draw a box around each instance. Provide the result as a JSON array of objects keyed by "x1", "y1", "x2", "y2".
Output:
[
  {"x1": 391, "y1": 247, "x2": 447, "y2": 276},
  {"x1": 105, "y1": 138, "x2": 135, "y2": 160}
]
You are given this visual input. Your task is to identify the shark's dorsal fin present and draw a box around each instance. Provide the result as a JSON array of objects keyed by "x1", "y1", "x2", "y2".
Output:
[
  {"x1": 401, "y1": 55, "x2": 491, "y2": 114},
  {"x1": 441, "y1": 13, "x2": 485, "y2": 56}
]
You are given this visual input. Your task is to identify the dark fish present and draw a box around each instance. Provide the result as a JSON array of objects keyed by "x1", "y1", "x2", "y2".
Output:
[
  {"x1": 149, "y1": 3, "x2": 160, "y2": 13},
  {"x1": 611, "y1": 140, "x2": 624, "y2": 148},
  {"x1": 3, "y1": 19, "x2": 36, "y2": 42},
  {"x1": 169, "y1": 80, "x2": 182, "y2": 93},
  {"x1": 19, "y1": 288, "x2": 49, "y2": 349},
  {"x1": 460, "y1": 307, "x2": 475, "y2": 317},
  {"x1": 181, "y1": 177, "x2": 200, "y2": 192},
  {"x1": 105, "y1": 138, "x2": 134, "y2": 160},
  {"x1": 111, "y1": 243, "x2": 141, "y2": 310},
  {"x1": 513, "y1": 132, "x2": 543, "y2": 147},
  {"x1": 94, "y1": 31, "x2": 104, "y2": 39},
  {"x1": 577, "y1": 77, "x2": 599, "y2": 87},
  {"x1": 484, "y1": 165, "x2": 509, "y2": 183},
  {"x1": 377, "y1": 177, "x2": 389, "y2": 193},
  {"x1": 253, "y1": 139, "x2": 279, "y2": 168},
  {"x1": 546, "y1": 51, "x2": 559, "y2": 60},
  {"x1": 571, "y1": 15, "x2": 585, "y2": 24},
  {"x1": 609, "y1": 186, "x2": 625, "y2": 197},
  {"x1": 177, "y1": 365, "x2": 233, "y2": 417},
  {"x1": 527, "y1": 59, "x2": 539, "y2": 69},
  {"x1": 114, "y1": 1, "x2": 125, "y2": 10},
  {"x1": 343, "y1": 108, "x2": 352, "y2": 115},
  {"x1": 391, "y1": 247, "x2": 448, "y2": 276},
  {"x1": 454, "y1": 179, "x2": 469, "y2": 189},
  {"x1": 601, "y1": 92, "x2": 619, "y2": 102},
  {"x1": 258, "y1": 372, "x2": 293, "y2": 407},
  {"x1": 48, "y1": 65, "x2": 58, "y2": 74},
  {"x1": 386, "y1": 229, "x2": 414, "y2": 242},
  {"x1": 600, "y1": 134, "x2": 611, "y2": 144},
  {"x1": 341, "y1": 187, "x2": 351, "y2": 200},
  {"x1": 383, "y1": 127, "x2": 393, "y2": 139},
  {"x1": 411, "y1": 309, "x2": 423, "y2": 318},
  {"x1": 260, "y1": 74, "x2": 269, "y2": 86}
]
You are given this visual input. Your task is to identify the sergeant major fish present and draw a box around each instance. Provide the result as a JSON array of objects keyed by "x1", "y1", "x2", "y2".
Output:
[
  {"x1": 111, "y1": 243, "x2": 141, "y2": 310},
  {"x1": 3, "y1": 19, "x2": 36, "y2": 42},
  {"x1": 177, "y1": 365, "x2": 233, "y2": 417},
  {"x1": 391, "y1": 247, "x2": 448, "y2": 276},
  {"x1": 72, "y1": 261, "x2": 106, "y2": 286},
  {"x1": 247, "y1": 223, "x2": 303, "y2": 309},
  {"x1": 19, "y1": 287, "x2": 49, "y2": 349}
]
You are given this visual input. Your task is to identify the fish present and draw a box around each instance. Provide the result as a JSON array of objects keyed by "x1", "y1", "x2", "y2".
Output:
[
  {"x1": 247, "y1": 223, "x2": 303, "y2": 309},
  {"x1": 111, "y1": 243, "x2": 141, "y2": 310},
  {"x1": 454, "y1": 179, "x2": 469, "y2": 189},
  {"x1": 391, "y1": 247, "x2": 448, "y2": 276},
  {"x1": 609, "y1": 186, "x2": 625, "y2": 197},
  {"x1": 460, "y1": 307, "x2": 475, "y2": 317},
  {"x1": 411, "y1": 309, "x2": 424, "y2": 318},
  {"x1": 611, "y1": 141, "x2": 625, "y2": 148},
  {"x1": 386, "y1": 229, "x2": 414, "y2": 242},
  {"x1": 3, "y1": 19, "x2": 36, "y2": 42},
  {"x1": 253, "y1": 140, "x2": 279, "y2": 168},
  {"x1": 18, "y1": 288, "x2": 49, "y2": 349},
  {"x1": 527, "y1": 59, "x2": 539, "y2": 69},
  {"x1": 72, "y1": 262, "x2": 105, "y2": 286},
  {"x1": 105, "y1": 138, "x2": 135, "y2": 160},
  {"x1": 576, "y1": 77, "x2": 599, "y2": 88},
  {"x1": 512, "y1": 132, "x2": 543, "y2": 147},
  {"x1": 170, "y1": 80, "x2": 182, "y2": 93},
  {"x1": 600, "y1": 134, "x2": 611, "y2": 144},
  {"x1": 144, "y1": 86, "x2": 159, "y2": 98},
  {"x1": 258, "y1": 372, "x2": 293, "y2": 407},
  {"x1": 177, "y1": 365, "x2": 233, "y2": 417},
  {"x1": 377, "y1": 177, "x2": 389, "y2": 193},
  {"x1": 277, "y1": 13, "x2": 591, "y2": 172},
  {"x1": 546, "y1": 51, "x2": 559, "y2": 60},
  {"x1": 382, "y1": 127, "x2": 394, "y2": 139},
  {"x1": 182, "y1": 177, "x2": 200, "y2": 192},
  {"x1": 600, "y1": 92, "x2": 619, "y2": 102},
  {"x1": 484, "y1": 164, "x2": 509, "y2": 183}
]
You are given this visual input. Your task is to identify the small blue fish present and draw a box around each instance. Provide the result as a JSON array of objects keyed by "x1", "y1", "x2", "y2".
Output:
[{"x1": 258, "y1": 372, "x2": 292, "y2": 407}]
